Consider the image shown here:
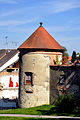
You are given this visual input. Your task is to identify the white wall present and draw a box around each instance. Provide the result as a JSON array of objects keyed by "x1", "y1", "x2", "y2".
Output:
[
  {"x1": 2, "y1": 89, "x2": 18, "y2": 99},
  {"x1": 0, "y1": 75, "x2": 19, "y2": 88},
  {"x1": 0, "y1": 75, "x2": 18, "y2": 99}
]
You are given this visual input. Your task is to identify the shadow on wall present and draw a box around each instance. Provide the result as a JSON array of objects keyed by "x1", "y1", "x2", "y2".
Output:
[
  {"x1": 50, "y1": 66, "x2": 80, "y2": 104},
  {"x1": 0, "y1": 98, "x2": 18, "y2": 109}
]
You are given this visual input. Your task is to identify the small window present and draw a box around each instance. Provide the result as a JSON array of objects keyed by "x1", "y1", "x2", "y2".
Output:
[{"x1": 24, "y1": 72, "x2": 33, "y2": 86}]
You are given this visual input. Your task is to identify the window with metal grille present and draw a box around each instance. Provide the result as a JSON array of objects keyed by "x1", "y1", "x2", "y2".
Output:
[{"x1": 24, "y1": 72, "x2": 33, "y2": 85}]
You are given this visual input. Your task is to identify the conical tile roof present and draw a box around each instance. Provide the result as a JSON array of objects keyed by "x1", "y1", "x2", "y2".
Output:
[{"x1": 18, "y1": 26, "x2": 64, "y2": 51}]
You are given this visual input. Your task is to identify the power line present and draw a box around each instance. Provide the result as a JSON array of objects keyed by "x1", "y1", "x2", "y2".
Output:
[
  {"x1": 12, "y1": 41, "x2": 19, "y2": 47},
  {"x1": 5, "y1": 36, "x2": 8, "y2": 49}
]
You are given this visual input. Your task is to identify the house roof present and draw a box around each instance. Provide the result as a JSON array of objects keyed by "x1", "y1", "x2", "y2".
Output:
[
  {"x1": 0, "y1": 49, "x2": 18, "y2": 67},
  {"x1": 0, "y1": 49, "x2": 19, "y2": 72},
  {"x1": 18, "y1": 25, "x2": 64, "y2": 51},
  {"x1": 68, "y1": 56, "x2": 72, "y2": 61},
  {"x1": 0, "y1": 49, "x2": 6, "y2": 59}
]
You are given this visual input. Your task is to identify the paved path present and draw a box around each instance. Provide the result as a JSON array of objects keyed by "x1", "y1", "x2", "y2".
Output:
[{"x1": 0, "y1": 114, "x2": 80, "y2": 119}]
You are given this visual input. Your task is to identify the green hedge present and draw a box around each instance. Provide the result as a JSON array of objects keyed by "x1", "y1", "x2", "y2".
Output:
[{"x1": 54, "y1": 94, "x2": 75, "y2": 113}]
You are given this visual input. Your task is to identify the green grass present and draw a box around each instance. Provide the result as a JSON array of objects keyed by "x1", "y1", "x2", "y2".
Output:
[
  {"x1": 0, "y1": 105, "x2": 80, "y2": 117},
  {"x1": 0, "y1": 117, "x2": 61, "y2": 120},
  {"x1": 0, "y1": 105, "x2": 52, "y2": 115}
]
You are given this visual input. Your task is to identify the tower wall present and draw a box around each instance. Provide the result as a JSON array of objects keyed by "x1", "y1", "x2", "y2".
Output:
[
  {"x1": 30, "y1": 51, "x2": 62, "y2": 65},
  {"x1": 19, "y1": 53, "x2": 50, "y2": 108}
]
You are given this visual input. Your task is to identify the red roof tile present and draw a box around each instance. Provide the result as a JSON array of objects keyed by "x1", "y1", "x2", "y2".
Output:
[
  {"x1": 68, "y1": 56, "x2": 72, "y2": 61},
  {"x1": 18, "y1": 26, "x2": 64, "y2": 50}
]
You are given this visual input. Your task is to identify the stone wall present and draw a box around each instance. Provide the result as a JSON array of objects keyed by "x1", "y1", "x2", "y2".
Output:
[
  {"x1": 50, "y1": 66, "x2": 80, "y2": 104},
  {"x1": 50, "y1": 69, "x2": 60, "y2": 104},
  {"x1": 19, "y1": 53, "x2": 50, "y2": 108},
  {"x1": 28, "y1": 51, "x2": 62, "y2": 65}
]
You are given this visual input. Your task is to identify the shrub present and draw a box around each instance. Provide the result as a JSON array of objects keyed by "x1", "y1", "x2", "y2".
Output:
[{"x1": 54, "y1": 94, "x2": 75, "y2": 113}]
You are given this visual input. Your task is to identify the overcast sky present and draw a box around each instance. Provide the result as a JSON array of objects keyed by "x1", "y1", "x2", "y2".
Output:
[{"x1": 0, "y1": 0, "x2": 80, "y2": 55}]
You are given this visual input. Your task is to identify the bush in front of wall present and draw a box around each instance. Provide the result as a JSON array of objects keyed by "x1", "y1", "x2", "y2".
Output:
[{"x1": 54, "y1": 93, "x2": 75, "y2": 113}]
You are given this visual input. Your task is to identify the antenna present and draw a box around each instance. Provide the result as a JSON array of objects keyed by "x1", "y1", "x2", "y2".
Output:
[
  {"x1": 12, "y1": 41, "x2": 19, "y2": 48},
  {"x1": 5, "y1": 36, "x2": 8, "y2": 49}
]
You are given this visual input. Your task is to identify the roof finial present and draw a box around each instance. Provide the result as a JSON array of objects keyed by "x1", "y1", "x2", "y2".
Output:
[{"x1": 40, "y1": 22, "x2": 43, "y2": 27}]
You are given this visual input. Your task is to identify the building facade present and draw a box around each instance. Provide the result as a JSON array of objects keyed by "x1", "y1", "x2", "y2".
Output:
[
  {"x1": 18, "y1": 24, "x2": 64, "y2": 108},
  {"x1": 0, "y1": 49, "x2": 19, "y2": 108}
]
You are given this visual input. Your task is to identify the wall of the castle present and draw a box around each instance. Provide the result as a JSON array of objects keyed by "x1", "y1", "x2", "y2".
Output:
[
  {"x1": 50, "y1": 69, "x2": 60, "y2": 104},
  {"x1": 46, "y1": 52, "x2": 62, "y2": 65},
  {"x1": 29, "y1": 51, "x2": 62, "y2": 65},
  {"x1": 19, "y1": 53, "x2": 50, "y2": 108},
  {"x1": 50, "y1": 66, "x2": 80, "y2": 104}
]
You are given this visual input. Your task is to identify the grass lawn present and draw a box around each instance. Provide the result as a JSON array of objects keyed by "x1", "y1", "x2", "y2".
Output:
[
  {"x1": 0, "y1": 117, "x2": 63, "y2": 120},
  {"x1": 0, "y1": 105, "x2": 52, "y2": 115},
  {"x1": 0, "y1": 105, "x2": 80, "y2": 117}
]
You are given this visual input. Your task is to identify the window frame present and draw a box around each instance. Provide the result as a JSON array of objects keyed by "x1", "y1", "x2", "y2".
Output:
[{"x1": 24, "y1": 72, "x2": 33, "y2": 86}]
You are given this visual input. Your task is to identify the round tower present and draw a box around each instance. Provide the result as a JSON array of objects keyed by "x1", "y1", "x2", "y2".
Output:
[{"x1": 18, "y1": 23, "x2": 64, "y2": 108}]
